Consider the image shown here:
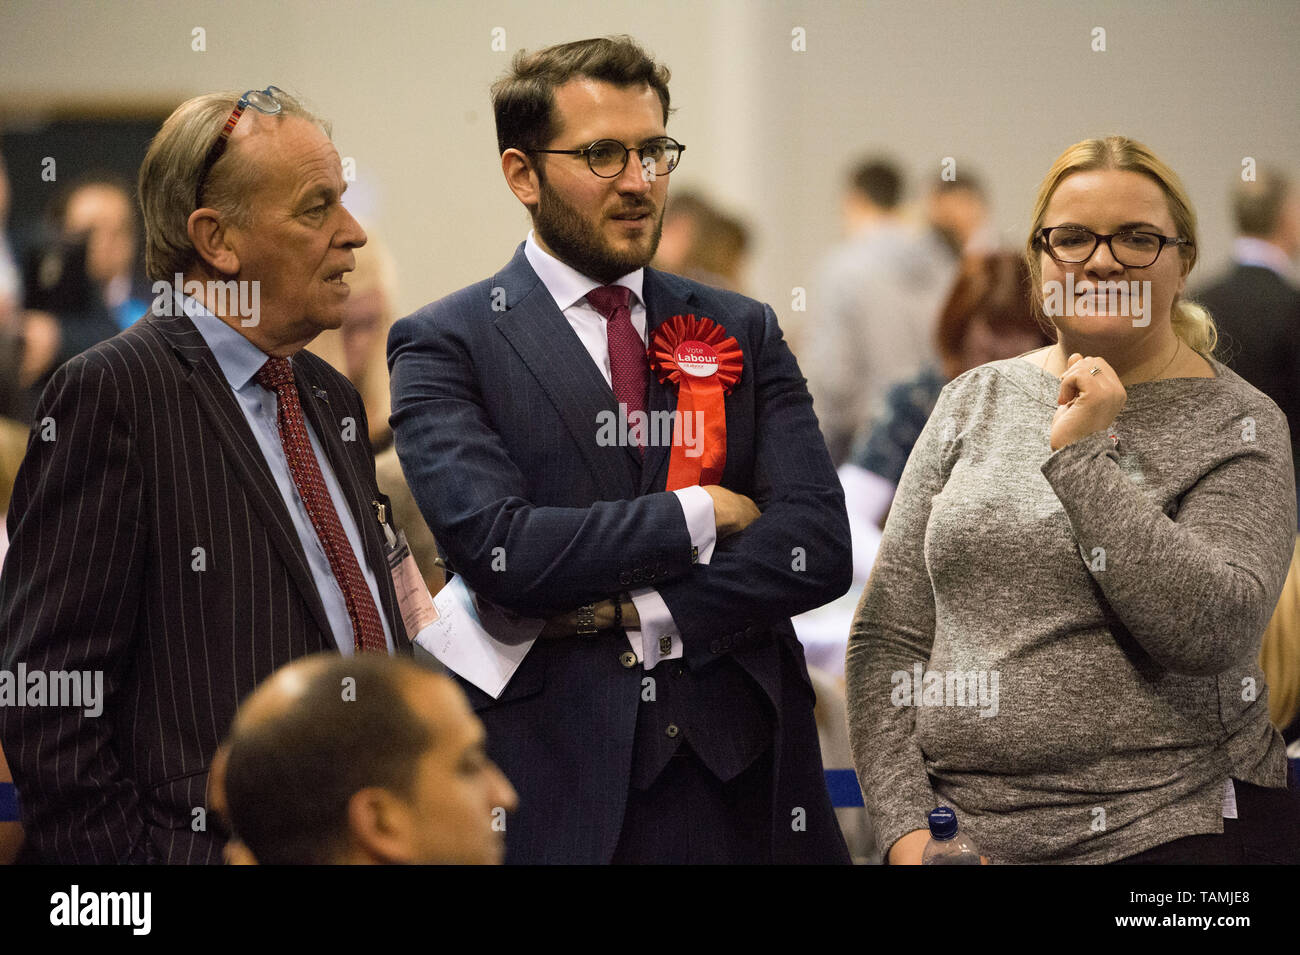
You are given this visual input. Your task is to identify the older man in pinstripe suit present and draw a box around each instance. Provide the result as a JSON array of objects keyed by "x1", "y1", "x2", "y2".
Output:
[{"x1": 0, "y1": 87, "x2": 411, "y2": 864}]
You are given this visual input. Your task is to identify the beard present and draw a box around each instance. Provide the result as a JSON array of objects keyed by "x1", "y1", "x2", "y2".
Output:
[{"x1": 534, "y1": 176, "x2": 663, "y2": 284}]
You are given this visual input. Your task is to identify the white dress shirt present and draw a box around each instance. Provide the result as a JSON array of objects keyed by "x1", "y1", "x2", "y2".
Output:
[{"x1": 524, "y1": 232, "x2": 716, "y2": 669}]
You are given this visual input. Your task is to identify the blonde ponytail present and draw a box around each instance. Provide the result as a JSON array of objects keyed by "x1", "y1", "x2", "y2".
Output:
[{"x1": 1171, "y1": 299, "x2": 1218, "y2": 356}]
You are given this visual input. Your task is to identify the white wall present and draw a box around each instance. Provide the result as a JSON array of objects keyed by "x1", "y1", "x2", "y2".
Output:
[{"x1": 2, "y1": 0, "x2": 1296, "y2": 353}]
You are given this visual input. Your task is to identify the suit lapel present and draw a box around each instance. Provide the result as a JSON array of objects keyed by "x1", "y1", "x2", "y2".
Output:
[
  {"x1": 491, "y1": 246, "x2": 636, "y2": 500},
  {"x1": 639, "y1": 268, "x2": 696, "y2": 495},
  {"x1": 151, "y1": 311, "x2": 337, "y2": 643}
]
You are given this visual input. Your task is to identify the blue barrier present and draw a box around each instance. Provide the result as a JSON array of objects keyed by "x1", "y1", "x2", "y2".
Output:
[
  {"x1": 0, "y1": 782, "x2": 18, "y2": 823},
  {"x1": 824, "y1": 769, "x2": 864, "y2": 808}
]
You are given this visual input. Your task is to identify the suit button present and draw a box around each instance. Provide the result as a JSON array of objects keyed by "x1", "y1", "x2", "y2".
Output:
[
  {"x1": 619, "y1": 572, "x2": 632, "y2": 586},
  {"x1": 665, "y1": 724, "x2": 679, "y2": 738},
  {"x1": 709, "y1": 640, "x2": 721, "y2": 653},
  {"x1": 619, "y1": 651, "x2": 637, "y2": 668}
]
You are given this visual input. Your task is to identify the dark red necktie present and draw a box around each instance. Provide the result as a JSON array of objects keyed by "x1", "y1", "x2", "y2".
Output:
[
  {"x1": 256, "y1": 356, "x2": 387, "y2": 654},
  {"x1": 586, "y1": 285, "x2": 647, "y2": 454}
]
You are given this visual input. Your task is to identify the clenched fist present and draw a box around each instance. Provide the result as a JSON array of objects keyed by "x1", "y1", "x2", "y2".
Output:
[{"x1": 1050, "y1": 353, "x2": 1126, "y2": 451}]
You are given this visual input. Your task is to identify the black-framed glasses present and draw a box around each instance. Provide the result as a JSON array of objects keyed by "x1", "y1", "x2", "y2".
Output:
[
  {"x1": 526, "y1": 137, "x2": 685, "y2": 179},
  {"x1": 1035, "y1": 226, "x2": 1193, "y2": 268},
  {"x1": 194, "y1": 86, "x2": 284, "y2": 209}
]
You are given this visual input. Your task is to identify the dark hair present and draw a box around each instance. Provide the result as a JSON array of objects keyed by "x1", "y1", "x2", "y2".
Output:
[
  {"x1": 491, "y1": 35, "x2": 672, "y2": 155},
  {"x1": 935, "y1": 252, "x2": 1052, "y2": 378},
  {"x1": 222, "y1": 654, "x2": 434, "y2": 865},
  {"x1": 848, "y1": 158, "x2": 904, "y2": 210},
  {"x1": 1232, "y1": 166, "x2": 1291, "y2": 237}
]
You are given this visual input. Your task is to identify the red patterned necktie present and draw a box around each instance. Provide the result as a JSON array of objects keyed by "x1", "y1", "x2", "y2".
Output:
[
  {"x1": 255, "y1": 356, "x2": 388, "y2": 654},
  {"x1": 586, "y1": 285, "x2": 647, "y2": 455}
]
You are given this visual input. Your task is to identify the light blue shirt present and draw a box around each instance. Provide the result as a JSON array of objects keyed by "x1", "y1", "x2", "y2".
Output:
[{"x1": 183, "y1": 295, "x2": 395, "y2": 655}]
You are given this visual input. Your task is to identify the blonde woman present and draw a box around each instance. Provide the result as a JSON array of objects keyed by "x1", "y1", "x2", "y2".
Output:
[{"x1": 847, "y1": 136, "x2": 1300, "y2": 864}]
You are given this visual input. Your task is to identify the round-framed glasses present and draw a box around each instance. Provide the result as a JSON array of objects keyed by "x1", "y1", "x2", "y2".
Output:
[
  {"x1": 1035, "y1": 226, "x2": 1193, "y2": 268},
  {"x1": 526, "y1": 137, "x2": 685, "y2": 179}
]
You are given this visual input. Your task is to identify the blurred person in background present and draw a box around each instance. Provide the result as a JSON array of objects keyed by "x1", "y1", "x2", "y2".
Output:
[
  {"x1": 0, "y1": 142, "x2": 19, "y2": 323},
  {"x1": 1195, "y1": 166, "x2": 1300, "y2": 521},
  {"x1": 306, "y1": 231, "x2": 445, "y2": 596},
  {"x1": 806, "y1": 157, "x2": 958, "y2": 464},
  {"x1": 0, "y1": 141, "x2": 61, "y2": 425},
  {"x1": 849, "y1": 136, "x2": 1300, "y2": 864},
  {"x1": 56, "y1": 175, "x2": 151, "y2": 332},
  {"x1": 305, "y1": 229, "x2": 398, "y2": 451},
  {"x1": 653, "y1": 189, "x2": 750, "y2": 292},
  {"x1": 15, "y1": 219, "x2": 120, "y2": 420},
  {"x1": 0, "y1": 142, "x2": 35, "y2": 572},
  {"x1": 849, "y1": 251, "x2": 1053, "y2": 518},
  {"x1": 214, "y1": 654, "x2": 515, "y2": 865},
  {"x1": 925, "y1": 172, "x2": 994, "y2": 259}
]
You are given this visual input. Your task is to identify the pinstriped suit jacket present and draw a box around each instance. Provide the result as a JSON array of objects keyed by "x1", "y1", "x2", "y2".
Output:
[{"x1": 0, "y1": 307, "x2": 409, "y2": 864}]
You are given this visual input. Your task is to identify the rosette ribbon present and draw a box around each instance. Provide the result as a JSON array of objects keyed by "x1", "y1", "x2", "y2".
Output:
[{"x1": 647, "y1": 314, "x2": 743, "y2": 489}]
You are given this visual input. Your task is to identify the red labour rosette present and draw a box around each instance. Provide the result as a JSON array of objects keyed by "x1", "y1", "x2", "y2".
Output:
[{"x1": 647, "y1": 314, "x2": 743, "y2": 490}]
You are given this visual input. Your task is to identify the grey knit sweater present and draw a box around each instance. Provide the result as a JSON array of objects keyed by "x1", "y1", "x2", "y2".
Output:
[{"x1": 846, "y1": 355, "x2": 1296, "y2": 864}]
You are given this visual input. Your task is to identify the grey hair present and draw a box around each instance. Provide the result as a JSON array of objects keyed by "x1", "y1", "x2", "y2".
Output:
[{"x1": 137, "y1": 88, "x2": 329, "y2": 281}]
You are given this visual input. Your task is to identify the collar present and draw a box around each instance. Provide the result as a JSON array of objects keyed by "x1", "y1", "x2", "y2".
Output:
[
  {"x1": 179, "y1": 292, "x2": 276, "y2": 391},
  {"x1": 523, "y1": 230, "x2": 644, "y2": 313},
  {"x1": 1233, "y1": 237, "x2": 1294, "y2": 280}
]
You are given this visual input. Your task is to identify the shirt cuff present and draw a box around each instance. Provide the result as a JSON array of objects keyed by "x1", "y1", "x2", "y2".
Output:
[
  {"x1": 627, "y1": 587, "x2": 682, "y2": 669},
  {"x1": 672, "y1": 485, "x2": 716, "y2": 565}
]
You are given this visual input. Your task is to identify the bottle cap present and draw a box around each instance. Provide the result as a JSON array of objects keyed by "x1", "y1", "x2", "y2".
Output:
[{"x1": 928, "y1": 806, "x2": 959, "y2": 840}]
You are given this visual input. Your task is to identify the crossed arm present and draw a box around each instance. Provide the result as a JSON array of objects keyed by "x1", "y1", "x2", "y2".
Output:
[{"x1": 387, "y1": 302, "x2": 850, "y2": 649}]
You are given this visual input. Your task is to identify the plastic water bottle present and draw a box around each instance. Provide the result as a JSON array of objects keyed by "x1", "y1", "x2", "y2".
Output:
[{"x1": 922, "y1": 806, "x2": 982, "y2": 865}]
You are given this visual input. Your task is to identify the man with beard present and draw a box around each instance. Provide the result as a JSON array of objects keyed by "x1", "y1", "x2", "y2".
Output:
[{"x1": 388, "y1": 36, "x2": 851, "y2": 864}]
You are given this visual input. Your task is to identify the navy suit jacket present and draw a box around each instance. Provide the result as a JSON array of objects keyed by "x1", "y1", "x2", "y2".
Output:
[
  {"x1": 1196, "y1": 264, "x2": 1300, "y2": 462},
  {"x1": 0, "y1": 307, "x2": 409, "y2": 864},
  {"x1": 388, "y1": 244, "x2": 852, "y2": 862}
]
